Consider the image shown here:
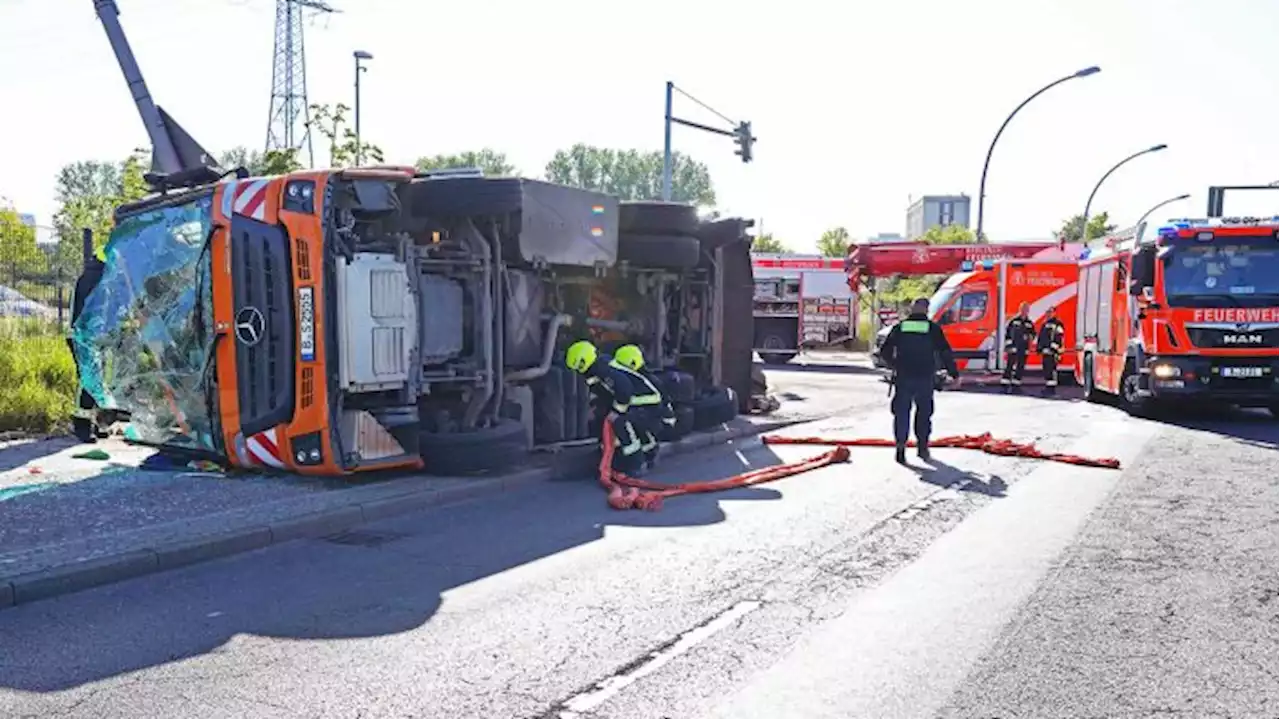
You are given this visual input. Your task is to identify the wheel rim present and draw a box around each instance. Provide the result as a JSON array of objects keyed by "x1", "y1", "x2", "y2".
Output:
[{"x1": 1122, "y1": 374, "x2": 1140, "y2": 404}]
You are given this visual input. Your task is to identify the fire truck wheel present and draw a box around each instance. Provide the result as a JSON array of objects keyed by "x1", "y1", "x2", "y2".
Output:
[
  {"x1": 618, "y1": 233, "x2": 702, "y2": 270},
  {"x1": 690, "y1": 387, "x2": 738, "y2": 430},
  {"x1": 619, "y1": 201, "x2": 699, "y2": 236},
  {"x1": 418, "y1": 419, "x2": 526, "y2": 475},
  {"x1": 1119, "y1": 364, "x2": 1155, "y2": 417}
]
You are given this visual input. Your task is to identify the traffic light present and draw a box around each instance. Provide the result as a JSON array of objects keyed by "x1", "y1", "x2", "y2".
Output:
[{"x1": 734, "y1": 121, "x2": 754, "y2": 163}]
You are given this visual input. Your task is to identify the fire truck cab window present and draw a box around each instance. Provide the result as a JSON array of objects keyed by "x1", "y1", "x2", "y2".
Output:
[{"x1": 1162, "y1": 237, "x2": 1280, "y2": 307}]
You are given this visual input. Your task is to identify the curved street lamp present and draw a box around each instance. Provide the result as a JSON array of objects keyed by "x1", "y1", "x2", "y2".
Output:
[
  {"x1": 1134, "y1": 193, "x2": 1191, "y2": 231},
  {"x1": 974, "y1": 66, "x2": 1101, "y2": 243},
  {"x1": 1081, "y1": 144, "x2": 1168, "y2": 242}
]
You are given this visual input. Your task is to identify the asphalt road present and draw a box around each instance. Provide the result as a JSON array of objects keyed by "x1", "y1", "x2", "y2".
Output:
[{"x1": 0, "y1": 364, "x2": 1274, "y2": 719}]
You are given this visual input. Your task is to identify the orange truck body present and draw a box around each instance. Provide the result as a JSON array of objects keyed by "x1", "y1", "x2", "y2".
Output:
[
  {"x1": 1075, "y1": 216, "x2": 1279, "y2": 413},
  {"x1": 926, "y1": 259, "x2": 1080, "y2": 375}
]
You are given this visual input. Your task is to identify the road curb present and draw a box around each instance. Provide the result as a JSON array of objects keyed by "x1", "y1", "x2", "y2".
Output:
[{"x1": 0, "y1": 417, "x2": 803, "y2": 610}]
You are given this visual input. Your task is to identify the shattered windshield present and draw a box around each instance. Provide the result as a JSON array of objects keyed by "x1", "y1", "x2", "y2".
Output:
[{"x1": 71, "y1": 192, "x2": 221, "y2": 454}]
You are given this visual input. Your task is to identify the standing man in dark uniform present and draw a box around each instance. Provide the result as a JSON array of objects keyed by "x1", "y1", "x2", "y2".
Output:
[
  {"x1": 879, "y1": 298, "x2": 960, "y2": 464},
  {"x1": 1036, "y1": 305, "x2": 1066, "y2": 396},
  {"x1": 1001, "y1": 302, "x2": 1035, "y2": 393}
]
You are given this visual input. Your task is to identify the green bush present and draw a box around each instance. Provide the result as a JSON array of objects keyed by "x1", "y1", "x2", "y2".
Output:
[{"x1": 0, "y1": 320, "x2": 76, "y2": 434}]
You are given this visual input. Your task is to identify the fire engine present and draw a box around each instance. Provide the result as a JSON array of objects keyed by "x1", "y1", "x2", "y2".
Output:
[
  {"x1": 1076, "y1": 212, "x2": 1279, "y2": 417},
  {"x1": 752, "y1": 254, "x2": 855, "y2": 364}
]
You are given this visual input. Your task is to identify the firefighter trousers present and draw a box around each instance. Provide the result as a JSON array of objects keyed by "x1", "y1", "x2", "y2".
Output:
[
  {"x1": 1001, "y1": 350, "x2": 1027, "y2": 386},
  {"x1": 607, "y1": 413, "x2": 645, "y2": 473},
  {"x1": 1041, "y1": 352, "x2": 1059, "y2": 392},
  {"x1": 891, "y1": 375, "x2": 935, "y2": 448}
]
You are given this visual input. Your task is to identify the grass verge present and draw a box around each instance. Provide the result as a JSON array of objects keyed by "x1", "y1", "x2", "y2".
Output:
[{"x1": 0, "y1": 319, "x2": 76, "y2": 435}]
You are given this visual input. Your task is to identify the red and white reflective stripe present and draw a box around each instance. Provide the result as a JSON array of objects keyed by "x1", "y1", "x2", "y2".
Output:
[
  {"x1": 246, "y1": 428, "x2": 286, "y2": 469},
  {"x1": 233, "y1": 179, "x2": 271, "y2": 221}
]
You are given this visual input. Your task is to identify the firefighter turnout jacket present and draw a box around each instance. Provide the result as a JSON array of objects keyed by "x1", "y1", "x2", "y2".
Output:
[
  {"x1": 879, "y1": 314, "x2": 959, "y2": 379},
  {"x1": 1004, "y1": 315, "x2": 1036, "y2": 354},
  {"x1": 1036, "y1": 317, "x2": 1065, "y2": 356}
]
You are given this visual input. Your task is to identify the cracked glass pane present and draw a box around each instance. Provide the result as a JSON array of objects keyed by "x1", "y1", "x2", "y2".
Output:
[{"x1": 71, "y1": 193, "x2": 220, "y2": 453}]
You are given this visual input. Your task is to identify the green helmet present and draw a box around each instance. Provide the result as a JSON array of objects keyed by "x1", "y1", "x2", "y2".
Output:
[
  {"x1": 565, "y1": 340, "x2": 598, "y2": 374},
  {"x1": 613, "y1": 344, "x2": 645, "y2": 372}
]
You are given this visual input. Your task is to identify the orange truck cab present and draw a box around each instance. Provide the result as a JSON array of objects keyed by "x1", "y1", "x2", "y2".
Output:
[
  {"x1": 925, "y1": 258, "x2": 1080, "y2": 377},
  {"x1": 1076, "y1": 214, "x2": 1279, "y2": 417}
]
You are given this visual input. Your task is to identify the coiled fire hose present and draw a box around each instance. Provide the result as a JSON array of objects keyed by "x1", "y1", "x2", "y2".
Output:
[
  {"x1": 761, "y1": 432, "x2": 1122, "y2": 469},
  {"x1": 597, "y1": 422, "x2": 852, "y2": 512}
]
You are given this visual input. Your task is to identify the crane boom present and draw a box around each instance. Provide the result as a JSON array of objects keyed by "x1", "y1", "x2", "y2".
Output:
[{"x1": 93, "y1": 0, "x2": 222, "y2": 186}]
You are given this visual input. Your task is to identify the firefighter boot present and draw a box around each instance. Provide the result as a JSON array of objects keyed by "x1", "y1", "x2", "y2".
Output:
[
  {"x1": 895, "y1": 445, "x2": 907, "y2": 465},
  {"x1": 917, "y1": 443, "x2": 932, "y2": 461}
]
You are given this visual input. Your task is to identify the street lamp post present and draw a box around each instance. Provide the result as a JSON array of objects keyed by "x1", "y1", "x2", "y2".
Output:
[
  {"x1": 1081, "y1": 144, "x2": 1168, "y2": 243},
  {"x1": 974, "y1": 66, "x2": 1100, "y2": 243},
  {"x1": 1134, "y1": 193, "x2": 1191, "y2": 231},
  {"x1": 353, "y1": 50, "x2": 373, "y2": 166}
]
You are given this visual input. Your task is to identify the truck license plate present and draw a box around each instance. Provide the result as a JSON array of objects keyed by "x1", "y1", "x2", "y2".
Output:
[
  {"x1": 298, "y1": 287, "x2": 315, "y2": 361},
  {"x1": 1221, "y1": 366, "x2": 1263, "y2": 378}
]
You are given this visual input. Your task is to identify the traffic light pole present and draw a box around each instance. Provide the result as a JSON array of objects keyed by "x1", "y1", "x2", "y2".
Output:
[{"x1": 661, "y1": 81, "x2": 755, "y2": 201}]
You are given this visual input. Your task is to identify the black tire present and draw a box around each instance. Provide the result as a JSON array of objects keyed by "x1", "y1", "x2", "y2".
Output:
[
  {"x1": 1082, "y1": 354, "x2": 1103, "y2": 404},
  {"x1": 660, "y1": 405, "x2": 696, "y2": 441},
  {"x1": 618, "y1": 233, "x2": 702, "y2": 270},
  {"x1": 406, "y1": 177, "x2": 525, "y2": 218},
  {"x1": 532, "y1": 370, "x2": 567, "y2": 444},
  {"x1": 619, "y1": 201, "x2": 699, "y2": 236},
  {"x1": 419, "y1": 419, "x2": 526, "y2": 475},
  {"x1": 690, "y1": 387, "x2": 738, "y2": 430},
  {"x1": 72, "y1": 417, "x2": 97, "y2": 444},
  {"x1": 760, "y1": 352, "x2": 797, "y2": 365},
  {"x1": 654, "y1": 370, "x2": 697, "y2": 403},
  {"x1": 1119, "y1": 364, "x2": 1154, "y2": 418}
]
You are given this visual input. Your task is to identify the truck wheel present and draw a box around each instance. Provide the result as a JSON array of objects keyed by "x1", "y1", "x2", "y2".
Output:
[
  {"x1": 419, "y1": 419, "x2": 526, "y2": 475},
  {"x1": 690, "y1": 387, "x2": 738, "y2": 430},
  {"x1": 618, "y1": 233, "x2": 702, "y2": 270},
  {"x1": 660, "y1": 405, "x2": 696, "y2": 441},
  {"x1": 1119, "y1": 364, "x2": 1155, "y2": 418},
  {"x1": 619, "y1": 201, "x2": 699, "y2": 236},
  {"x1": 1083, "y1": 355, "x2": 1103, "y2": 404},
  {"x1": 655, "y1": 370, "x2": 697, "y2": 403}
]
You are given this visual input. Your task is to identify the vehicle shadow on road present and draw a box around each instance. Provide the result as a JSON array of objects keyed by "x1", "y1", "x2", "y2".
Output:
[
  {"x1": 1156, "y1": 405, "x2": 1278, "y2": 448},
  {"x1": 0, "y1": 436, "x2": 82, "y2": 474},
  {"x1": 0, "y1": 441, "x2": 794, "y2": 693},
  {"x1": 907, "y1": 456, "x2": 1009, "y2": 497}
]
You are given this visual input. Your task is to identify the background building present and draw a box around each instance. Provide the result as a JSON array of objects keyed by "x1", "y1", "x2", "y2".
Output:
[
  {"x1": 865, "y1": 232, "x2": 905, "y2": 244},
  {"x1": 905, "y1": 194, "x2": 971, "y2": 240}
]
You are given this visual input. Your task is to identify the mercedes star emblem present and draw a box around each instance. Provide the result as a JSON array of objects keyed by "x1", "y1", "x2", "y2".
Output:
[{"x1": 234, "y1": 306, "x2": 266, "y2": 347}]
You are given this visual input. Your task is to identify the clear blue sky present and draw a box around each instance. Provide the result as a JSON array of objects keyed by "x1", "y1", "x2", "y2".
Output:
[{"x1": 2, "y1": 0, "x2": 1276, "y2": 251}]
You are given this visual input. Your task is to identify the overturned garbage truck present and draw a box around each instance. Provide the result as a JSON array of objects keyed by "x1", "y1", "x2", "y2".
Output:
[{"x1": 70, "y1": 0, "x2": 756, "y2": 477}]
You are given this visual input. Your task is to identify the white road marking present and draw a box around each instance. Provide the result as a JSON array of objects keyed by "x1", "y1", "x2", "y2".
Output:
[{"x1": 558, "y1": 600, "x2": 763, "y2": 718}]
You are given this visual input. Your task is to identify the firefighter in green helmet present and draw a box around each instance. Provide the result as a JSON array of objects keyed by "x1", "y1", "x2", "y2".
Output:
[
  {"x1": 613, "y1": 344, "x2": 677, "y2": 469},
  {"x1": 565, "y1": 340, "x2": 653, "y2": 475}
]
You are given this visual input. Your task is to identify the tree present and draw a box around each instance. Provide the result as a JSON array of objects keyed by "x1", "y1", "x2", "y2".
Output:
[
  {"x1": 220, "y1": 146, "x2": 304, "y2": 176},
  {"x1": 50, "y1": 148, "x2": 151, "y2": 273},
  {"x1": 917, "y1": 224, "x2": 977, "y2": 245},
  {"x1": 309, "y1": 103, "x2": 385, "y2": 168},
  {"x1": 751, "y1": 233, "x2": 790, "y2": 253},
  {"x1": 0, "y1": 206, "x2": 46, "y2": 277},
  {"x1": 816, "y1": 227, "x2": 851, "y2": 257},
  {"x1": 1055, "y1": 212, "x2": 1115, "y2": 243},
  {"x1": 416, "y1": 149, "x2": 516, "y2": 176},
  {"x1": 544, "y1": 144, "x2": 716, "y2": 206}
]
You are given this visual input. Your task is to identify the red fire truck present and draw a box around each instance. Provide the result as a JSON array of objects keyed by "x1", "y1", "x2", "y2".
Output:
[
  {"x1": 1076, "y1": 213, "x2": 1278, "y2": 417},
  {"x1": 752, "y1": 254, "x2": 856, "y2": 364}
]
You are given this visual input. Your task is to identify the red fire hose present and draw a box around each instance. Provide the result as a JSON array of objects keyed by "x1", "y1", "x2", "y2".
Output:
[
  {"x1": 597, "y1": 422, "x2": 851, "y2": 512},
  {"x1": 595, "y1": 426, "x2": 1120, "y2": 512},
  {"x1": 761, "y1": 433, "x2": 1122, "y2": 469}
]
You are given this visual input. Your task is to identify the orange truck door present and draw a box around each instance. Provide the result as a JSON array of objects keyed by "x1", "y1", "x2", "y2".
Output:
[
  {"x1": 997, "y1": 260, "x2": 1081, "y2": 373},
  {"x1": 937, "y1": 277, "x2": 996, "y2": 371}
]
